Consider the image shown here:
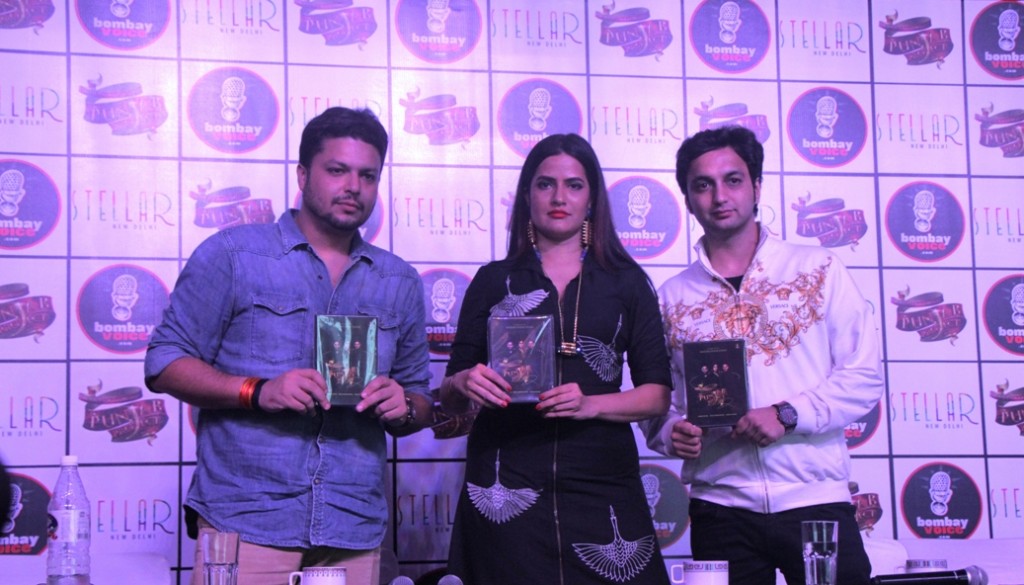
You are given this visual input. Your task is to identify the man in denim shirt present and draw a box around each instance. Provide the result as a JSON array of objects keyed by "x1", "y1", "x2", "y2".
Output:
[{"x1": 145, "y1": 107, "x2": 431, "y2": 585}]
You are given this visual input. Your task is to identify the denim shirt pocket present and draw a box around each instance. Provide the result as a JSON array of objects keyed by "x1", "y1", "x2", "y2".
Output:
[
  {"x1": 357, "y1": 305, "x2": 400, "y2": 375},
  {"x1": 250, "y1": 292, "x2": 309, "y2": 365}
]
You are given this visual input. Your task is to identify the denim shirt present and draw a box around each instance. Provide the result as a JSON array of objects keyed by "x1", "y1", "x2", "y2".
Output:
[{"x1": 145, "y1": 210, "x2": 430, "y2": 549}]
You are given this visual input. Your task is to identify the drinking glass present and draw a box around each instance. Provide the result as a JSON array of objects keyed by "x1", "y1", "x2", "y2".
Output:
[
  {"x1": 801, "y1": 520, "x2": 838, "y2": 585},
  {"x1": 201, "y1": 531, "x2": 240, "y2": 585}
]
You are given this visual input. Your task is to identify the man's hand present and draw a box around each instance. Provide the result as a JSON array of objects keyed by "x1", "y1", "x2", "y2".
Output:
[
  {"x1": 670, "y1": 419, "x2": 703, "y2": 459},
  {"x1": 732, "y1": 406, "x2": 785, "y2": 447},
  {"x1": 357, "y1": 376, "x2": 408, "y2": 425},
  {"x1": 256, "y1": 369, "x2": 330, "y2": 415}
]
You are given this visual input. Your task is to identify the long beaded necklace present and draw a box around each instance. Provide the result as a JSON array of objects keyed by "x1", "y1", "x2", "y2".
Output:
[{"x1": 529, "y1": 220, "x2": 589, "y2": 357}]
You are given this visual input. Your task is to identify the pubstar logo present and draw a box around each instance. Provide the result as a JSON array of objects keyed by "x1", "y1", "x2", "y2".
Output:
[
  {"x1": 901, "y1": 462, "x2": 982, "y2": 539},
  {"x1": 76, "y1": 0, "x2": 170, "y2": 50},
  {"x1": 787, "y1": 86, "x2": 867, "y2": 168},
  {"x1": 878, "y1": 9, "x2": 954, "y2": 67},
  {"x1": 890, "y1": 285, "x2": 967, "y2": 345},
  {"x1": 990, "y1": 379, "x2": 1024, "y2": 435},
  {"x1": 689, "y1": 0, "x2": 769, "y2": 74},
  {"x1": 594, "y1": 3, "x2": 673, "y2": 59},
  {"x1": 982, "y1": 274, "x2": 1024, "y2": 356},
  {"x1": 792, "y1": 193, "x2": 867, "y2": 250},
  {"x1": 187, "y1": 67, "x2": 280, "y2": 154},
  {"x1": 399, "y1": 89, "x2": 480, "y2": 145},
  {"x1": 395, "y1": 0, "x2": 482, "y2": 64},
  {"x1": 78, "y1": 75, "x2": 168, "y2": 137},
  {"x1": 609, "y1": 176, "x2": 680, "y2": 260},
  {"x1": 885, "y1": 181, "x2": 964, "y2": 262},
  {"x1": 970, "y1": 1, "x2": 1024, "y2": 80},
  {"x1": 497, "y1": 78, "x2": 582, "y2": 158},
  {"x1": 0, "y1": 159, "x2": 60, "y2": 250},
  {"x1": 79, "y1": 379, "x2": 168, "y2": 444},
  {"x1": 0, "y1": 0, "x2": 54, "y2": 30},
  {"x1": 421, "y1": 268, "x2": 470, "y2": 355},
  {"x1": 694, "y1": 97, "x2": 770, "y2": 142},
  {"x1": 975, "y1": 103, "x2": 1024, "y2": 159},
  {"x1": 295, "y1": 0, "x2": 376, "y2": 47},
  {"x1": 76, "y1": 264, "x2": 169, "y2": 354}
]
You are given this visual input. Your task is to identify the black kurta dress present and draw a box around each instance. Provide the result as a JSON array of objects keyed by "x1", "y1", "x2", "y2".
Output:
[{"x1": 445, "y1": 253, "x2": 672, "y2": 585}]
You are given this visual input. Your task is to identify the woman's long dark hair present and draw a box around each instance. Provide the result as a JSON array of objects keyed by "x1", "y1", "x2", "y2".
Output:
[{"x1": 506, "y1": 134, "x2": 638, "y2": 272}]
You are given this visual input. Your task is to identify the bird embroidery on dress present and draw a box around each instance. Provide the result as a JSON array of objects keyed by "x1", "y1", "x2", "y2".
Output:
[
  {"x1": 490, "y1": 276, "x2": 548, "y2": 317},
  {"x1": 466, "y1": 450, "x2": 541, "y2": 524},
  {"x1": 572, "y1": 506, "x2": 656, "y2": 583},
  {"x1": 577, "y1": 314, "x2": 623, "y2": 382}
]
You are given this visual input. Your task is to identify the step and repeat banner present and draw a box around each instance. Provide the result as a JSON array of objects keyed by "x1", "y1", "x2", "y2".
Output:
[{"x1": 2, "y1": 0, "x2": 1023, "y2": 583}]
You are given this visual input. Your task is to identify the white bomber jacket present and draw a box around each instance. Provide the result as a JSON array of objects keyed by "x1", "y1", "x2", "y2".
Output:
[{"x1": 640, "y1": 229, "x2": 884, "y2": 514}]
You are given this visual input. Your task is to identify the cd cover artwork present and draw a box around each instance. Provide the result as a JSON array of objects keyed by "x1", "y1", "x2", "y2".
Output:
[
  {"x1": 488, "y1": 315, "x2": 556, "y2": 402},
  {"x1": 317, "y1": 315, "x2": 378, "y2": 406},
  {"x1": 683, "y1": 339, "x2": 749, "y2": 427}
]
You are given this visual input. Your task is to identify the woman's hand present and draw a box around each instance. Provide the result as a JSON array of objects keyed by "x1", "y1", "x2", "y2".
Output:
[
  {"x1": 537, "y1": 383, "x2": 594, "y2": 419},
  {"x1": 448, "y1": 364, "x2": 512, "y2": 409}
]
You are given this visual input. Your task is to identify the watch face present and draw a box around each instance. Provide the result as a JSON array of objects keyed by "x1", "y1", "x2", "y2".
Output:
[{"x1": 777, "y1": 403, "x2": 797, "y2": 426}]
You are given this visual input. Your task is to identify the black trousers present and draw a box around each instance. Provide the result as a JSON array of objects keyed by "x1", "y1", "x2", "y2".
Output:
[{"x1": 689, "y1": 498, "x2": 872, "y2": 585}]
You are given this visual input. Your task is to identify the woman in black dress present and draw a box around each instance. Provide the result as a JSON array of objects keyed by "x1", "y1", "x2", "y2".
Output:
[{"x1": 440, "y1": 134, "x2": 672, "y2": 585}]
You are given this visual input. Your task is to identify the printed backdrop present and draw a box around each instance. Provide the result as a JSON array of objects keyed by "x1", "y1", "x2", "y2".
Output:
[{"x1": 1, "y1": 0, "x2": 1023, "y2": 583}]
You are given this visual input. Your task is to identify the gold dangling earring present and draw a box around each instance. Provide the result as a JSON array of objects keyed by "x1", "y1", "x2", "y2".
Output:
[
  {"x1": 527, "y1": 220, "x2": 537, "y2": 247},
  {"x1": 580, "y1": 219, "x2": 591, "y2": 249}
]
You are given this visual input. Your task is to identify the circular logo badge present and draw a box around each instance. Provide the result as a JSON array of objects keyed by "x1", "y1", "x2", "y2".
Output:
[
  {"x1": 76, "y1": 264, "x2": 169, "y2": 354},
  {"x1": 609, "y1": 176, "x2": 681, "y2": 260},
  {"x1": 970, "y1": 1, "x2": 1024, "y2": 80},
  {"x1": 2, "y1": 473, "x2": 50, "y2": 554},
  {"x1": 639, "y1": 462, "x2": 689, "y2": 548},
  {"x1": 885, "y1": 181, "x2": 964, "y2": 263},
  {"x1": 689, "y1": 0, "x2": 770, "y2": 74},
  {"x1": 0, "y1": 159, "x2": 61, "y2": 250},
  {"x1": 76, "y1": 0, "x2": 170, "y2": 51},
  {"x1": 497, "y1": 78, "x2": 583, "y2": 158},
  {"x1": 845, "y1": 401, "x2": 881, "y2": 450},
  {"x1": 421, "y1": 268, "x2": 470, "y2": 355},
  {"x1": 787, "y1": 86, "x2": 867, "y2": 168},
  {"x1": 187, "y1": 67, "x2": 279, "y2": 154},
  {"x1": 982, "y1": 273, "x2": 1024, "y2": 356},
  {"x1": 901, "y1": 462, "x2": 982, "y2": 539},
  {"x1": 394, "y1": 0, "x2": 482, "y2": 64}
]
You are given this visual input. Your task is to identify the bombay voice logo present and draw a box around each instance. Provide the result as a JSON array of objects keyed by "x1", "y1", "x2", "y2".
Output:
[
  {"x1": 0, "y1": 0, "x2": 53, "y2": 30},
  {"x1": 78, "y1": 379, "x2": 168, "y2": 444},
  {"x1": 787, "y1": 86, "x2": 867, "y2": 168},
  {"x1": 878, "y1": 9, "x2": 953, "y2": 68},
  {"x1": 902, "y1": 462, "x2": 982, "y2": 539},
  {"x1": 609, "y1": 176, "x2": 679, "y2": 260},
  {"x1": 849, "y1": 481, "x2": 883, "y2": 535},
  {"x1": 594, "y1": 2, "x2": 673, "y2": 59},
  {"x1": 421, "y1": 268, "x2": 470, "y2": 355},
  {"x1": 187, "y1": 67, "x2": 279, "y2": 154},
  {"x1": 991, "y1": 379, "x2": 1024, "y2": 436},
  {"x1": 638, "y1": 463, "x2": 688, "y2": 548},
  {"x1": 689, "y1": 0, "x2": 769, "y2": 73},
  {"x1": 76, "y1": 0, "x2": 170, "y2": 50},
  {"x1": 982, "y1": 274, "x2": 1024, "y2": 356},
  {"x1": 191, "y1": 180, "x2": 274, "y2": 230},
  {"x1": 76, "y1": 264, "x2": 169, "y2": 354},
  {"x1": 78, "y1": 75, "x2": 168, "y2": 137},
  {"x1": 395, "y1": 0, "x2": 482, "y2": 64},
  {"x1": 845, "y1": 402, "x2": 880, "y2": 450},
  {"x1": 0, "y1": 282, "x2": 56, "y2": 342},
  {"x1": 890, "y1": 286, "x2": 967, "y2": 345},
  {"x1": 498, "y1": 78, "x2": 582, "y2": 158},
  {"x1": 975, "y1": 103, "x2": 1024, "y2": 159},
  {"x1": 970, "y1": 0, "x2": 1024, "y2": 80},
  {"x1": 0, "y1": 473, "x2": 49, "y2": 556},
  {"x1": 694, "y1": 97, "x2": 770, "y2": 142},
  {"x1": 399, "y1": 88, "x2": 480, "y2": 146},
  {"x1": 792, "y1": 193, "x2": 867, "y2": 250},
  {"x1": 0, "y1": 160, "x2": 60, "y2": 251},
  {"x1": 295, "y1": 0, "x2": 376, "y2": 47},
  {"x1": 885, "y1": 181, "x2": 964, "y2": 262}
]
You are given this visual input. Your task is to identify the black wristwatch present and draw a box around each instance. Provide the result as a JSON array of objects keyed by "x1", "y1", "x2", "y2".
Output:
[{"x1": 773, "y1": 401, "x2": 797, "y2": 434}]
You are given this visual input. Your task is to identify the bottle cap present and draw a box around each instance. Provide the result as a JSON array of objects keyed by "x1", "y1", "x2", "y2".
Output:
[{"x1": 61, "y1": 455, "x2": 79, "y2": 466}]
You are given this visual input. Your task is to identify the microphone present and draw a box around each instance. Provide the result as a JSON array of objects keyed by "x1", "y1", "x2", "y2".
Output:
[
  {"x1": 869, "y1": 565, "x2": 988, "y2": 585},
  {"x1": 438, "y1": 576, "x2": 464, "y2": 585}
]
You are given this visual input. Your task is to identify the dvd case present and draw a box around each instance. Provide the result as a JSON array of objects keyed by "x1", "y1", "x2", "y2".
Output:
[
  {"x1": 316, "y1": 315, "x2": 378, "y2": 406},
  {"x1": 682, "y1": 339, "x2": 750, "y2": 427},
  {"x1": 488, "y1": 315, "x2": 556, "y2": 402}
]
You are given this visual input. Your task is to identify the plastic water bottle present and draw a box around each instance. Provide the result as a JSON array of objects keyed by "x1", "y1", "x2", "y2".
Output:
[{"x1": 46, "y1": 455, "x2": 91, "y2": 585}]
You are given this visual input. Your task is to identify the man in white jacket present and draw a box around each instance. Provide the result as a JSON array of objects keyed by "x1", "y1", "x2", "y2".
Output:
[{"x1": 640, "y1": 126, "x2": 883, "y2": 585}]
